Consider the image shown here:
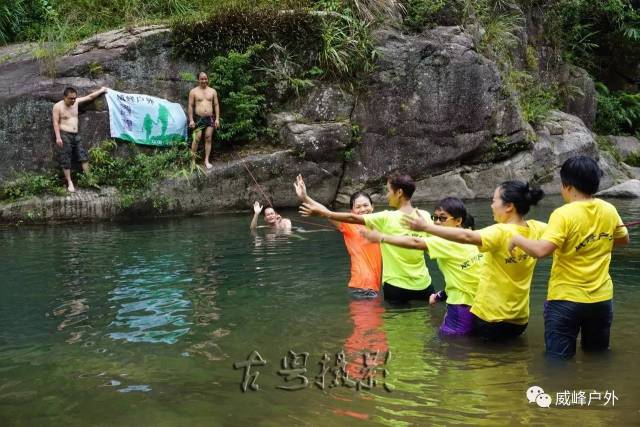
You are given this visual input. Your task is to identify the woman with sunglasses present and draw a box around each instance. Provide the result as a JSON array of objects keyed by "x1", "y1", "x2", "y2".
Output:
[
  {"x1": 361, "y1": 197, "x2": 482, "y2": 335},
  {"x1": 402, "y1": 182, "x2": 546, "y2": 341}
]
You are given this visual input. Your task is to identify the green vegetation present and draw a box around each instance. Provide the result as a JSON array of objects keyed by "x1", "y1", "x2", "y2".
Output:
[
  {"x1": 1, "y1": 172, "x2": 65, "y2": 202},
  {"x1": 594, "y1": 82, "x2": 640, "y2": 136},
  {"x1": 208, "y1": 45, "x2": 267, "y2": 144},
  {"x1": 625, "y1": 152, "x2": 640, "y2": 167},
  {"x1": 79, "y1": 139, "x2": 197, "y2": 207},
  {"x1": 595, "y1": 135, "x2": 622, "y2": 162}
]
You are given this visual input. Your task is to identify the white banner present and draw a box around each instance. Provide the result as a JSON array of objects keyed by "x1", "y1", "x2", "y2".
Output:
[{"x1": 105, "y1": 89, "x2": 187, "y2": 146}]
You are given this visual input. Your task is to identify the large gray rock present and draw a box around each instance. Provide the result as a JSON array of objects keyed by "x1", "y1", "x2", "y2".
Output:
[
  {"x1": 560, "y1": 66, "x2": 596, "y2": 129},
  {"x1": 0, "y1": 26, "x2": 196, "y2": 184},
  {"x1": 410, "y1": 111, "x2": 613, "y2": 201},
  {"x1": 0, "y1": 187, "x2": 121, "y2": 224},
  {"x1": 607, "y1": 135, "x2": 640, "y2": 160},
  {"x1": 341, "y1": 26, "x2": 528, "y2": 192},
  {"x1": 596, "y1": 179, "x2": 640, "y2": 198}
]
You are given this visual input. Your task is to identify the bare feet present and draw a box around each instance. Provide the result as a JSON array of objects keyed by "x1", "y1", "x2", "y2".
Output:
[
  {"x1": 205, "y1": 162, "x2": 213, "y2": 170},
  {"x1": 67, "y1": 182, "x2": 76, "y2": 193}
]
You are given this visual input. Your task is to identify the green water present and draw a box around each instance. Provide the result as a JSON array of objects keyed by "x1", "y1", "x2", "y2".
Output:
[{"x1": 1, "y1": 197, "x2": 639, "y2": 426}]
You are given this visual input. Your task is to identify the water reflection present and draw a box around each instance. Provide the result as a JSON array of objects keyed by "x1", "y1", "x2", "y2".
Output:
[
  {"x1": 108, "y1": 255, "x2": 192, "y2": 344},
  {"x1": 52, "y1": 233, "x2": 91, "y2": 344}
]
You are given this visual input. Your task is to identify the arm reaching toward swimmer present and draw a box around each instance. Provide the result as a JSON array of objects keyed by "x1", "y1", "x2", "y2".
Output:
[
  {"x1": 294, "y1": 174, "x2": 339, "y2": 228},
  {"x1": 509, "y1": 235, "x2": 557, "y2": 258},
  {"x1": 360, "y1": 229, "x2": 428, "y2": 250},
  {"x1": 403, "y1": 214, "x2": 482, "y2": 246},
  {"x1": 299, "y1": 202, "x2": 365, "y2": 225}
]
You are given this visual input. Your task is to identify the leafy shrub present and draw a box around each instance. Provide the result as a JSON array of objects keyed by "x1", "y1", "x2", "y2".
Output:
[
  {"x1": 172, "y1": 5, "x2": 322, "y2": 62},
  {"x1": 208, "y1": 45, "x2": 267, "y2": 143},
  {"x1": 594, "y1": 82, "x2": 640, "y2": 136},
  {"x1": 1, "y1": 172, "x2": 65, "y2": 202},
  {"x1": 624, "y1": 152, "x2": 640, "y2": 167},
  {"x1": 316, "y1": 10, "x2": 377, "y2": 80},
  {"x1": 404, "y1": 0, "x2": 463, "y2": 30},
  {"x1": 595, "y1": 135, "x2": 621, "y2": 162},
  {"x1": 79, "y1": 139, "x2": 195, "y2": 200},
  {"x1": 508, "y1": 70, "x2": 559, "y2": 125}
]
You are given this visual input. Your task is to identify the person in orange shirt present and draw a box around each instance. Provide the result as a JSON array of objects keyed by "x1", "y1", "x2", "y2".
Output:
[{"x1": 294, "y1": 175, "x2": 382, "y2": 298}]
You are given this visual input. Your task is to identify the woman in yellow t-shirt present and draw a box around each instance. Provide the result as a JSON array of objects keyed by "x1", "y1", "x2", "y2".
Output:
[
  {"x1": 361, "y1": 197, "x2": 482, "y2": 336},
  {"x1": 510, "y1": 156, "x2": 630, "y2": 358},
  {"x1": 404, "y1": 181, "x2": 546, "y2": 341}
]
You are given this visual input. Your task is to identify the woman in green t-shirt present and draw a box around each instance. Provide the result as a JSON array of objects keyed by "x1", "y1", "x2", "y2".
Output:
[
  {"x1": 403, "y1": 182, "x2": 546, "y2": 341},
  {"x1": 362, "y1": 197, "x2": 482, "y2": 336}
]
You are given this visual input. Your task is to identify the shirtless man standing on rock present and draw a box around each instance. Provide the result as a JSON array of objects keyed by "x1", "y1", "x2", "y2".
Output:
[
  {"x1": 52, "y1": 86, "x2": 107, "y2": 192},
  {"x1": 188, "y1": 72, "x2": 220, "y2": 169}
]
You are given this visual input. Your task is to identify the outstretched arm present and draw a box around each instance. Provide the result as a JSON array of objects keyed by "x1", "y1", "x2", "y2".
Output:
[
  {"x1": 509, "y1": 235, "x2": 557, "y2": 258},
  {"x1": 360, "y1": 229, "x2": 427, "y2": 250},
  {"x1": 299, "y1": 203, "x2": 365, "y2": 225},
  {"x1": 403, "y1": 214, "x2": 481, "y2": 246},
  {"x1": 250, "y1": 201, "x2": 262, "y2": 230},
  {"x1": 294, "y1": 174, "x2": 339, "y2": 228},
  {"x1": 77, "y1": 87, "x2": 107, "y2": 104},
  {"x1": 614, "y1": 234, "x2": 630, "y2": 247}
]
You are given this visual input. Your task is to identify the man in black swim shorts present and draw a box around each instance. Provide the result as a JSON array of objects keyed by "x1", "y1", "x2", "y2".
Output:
[{"x1": 188, "y1": 72, "x2": 220, "y2": 169}]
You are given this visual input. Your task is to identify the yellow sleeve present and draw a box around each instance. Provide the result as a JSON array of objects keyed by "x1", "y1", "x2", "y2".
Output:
[
  {"x1": 424, "y1": 236, "x2": 446, "y2": 259},
  {"x1": 613, "y1": 210, "x2": 628, "y2": 239},
  {"x1": 478, "y1": 224, "x2": 505, "y2": 253},
  {"x1": 541, "y1": 210, "x2": 567, "y2": 247},
  {"x1": 363, "y1": 211, "x2": 389, "y2": 231}
]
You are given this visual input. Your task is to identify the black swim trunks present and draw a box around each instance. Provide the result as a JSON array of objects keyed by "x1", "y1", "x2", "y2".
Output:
[
  {"x1": 193, "y1": 114, "x2": 215, "y2": 131},
  {"x1": 56, "y1": 130, "x2": 89, "y2": 169}
]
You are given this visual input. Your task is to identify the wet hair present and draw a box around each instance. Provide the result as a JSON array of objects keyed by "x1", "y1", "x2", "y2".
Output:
[
  {"x1": 498, "y1": 180, "x2": 544, "y2": 216},
  {"x1": 349, "y1": 191, "x2": 372, "y2": 209},
  {"x1": 198, "y1": 71, "x2": 208, "y2": 79},
  {"x1": 560, "y1": 155, "x2": 603, "y2": 195},
  {"x1": 263, "y1": 206, "x2": 275, "y2": 216},
  {"x1": 63, "y1": 87, "x2": 77, "y2": 97},
  {"x1": 387, "y1": 172, "x2": 416, "y2": 199},
  {"x1": 435, "y1": 197, "x2": 475, "y2": 230}
]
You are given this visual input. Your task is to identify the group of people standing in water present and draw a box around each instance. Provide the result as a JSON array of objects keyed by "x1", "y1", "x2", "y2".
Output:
[{"x1": 250, "y1": 155, "x2": 630, "y2": 360}]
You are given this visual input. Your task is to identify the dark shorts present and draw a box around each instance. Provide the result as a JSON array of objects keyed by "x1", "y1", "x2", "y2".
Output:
[
  {"x1": 440, "y1": 304, "x2": 474, "y2": 336},
  {"x1": 57, "y1": 131, "x2": 89, "y2": 169},
  {"x1": 472, "y1": 314, "x2": 527, "y2": 341},
  {"x1": 193, "y1": 115, "x2": 214, "y2": 131},
  {"x1": 383, "y1": 282, "x2": 435, "y2": 305},
  {"x1": 544, "y1": 299, "x2": 613, "y2": 359}
]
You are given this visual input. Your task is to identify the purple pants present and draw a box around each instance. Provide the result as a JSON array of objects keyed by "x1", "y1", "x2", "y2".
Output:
[{"x1": 439, "y1": 303, "x2": 474, "y2": 336}]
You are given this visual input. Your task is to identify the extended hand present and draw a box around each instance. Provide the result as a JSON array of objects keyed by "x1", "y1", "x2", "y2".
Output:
[
  {"x1": 402, "y1": 213, "x2": 430, "y2": 232},
  {"x1": 429, "y1": 294, "x2": 438, "y2": 305},
  {"x1": 293, "y1": 174, "x2": 307, "y2": 201},
  {"x1": 253, "y1": 201, "x2": 263, "y2": 214},
  {"x1": 299, "y1": 202, "x2": 322, "y2": 217},
  {"x1": 359, "y1": 228, "x2": 382, "y2": 243}
]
